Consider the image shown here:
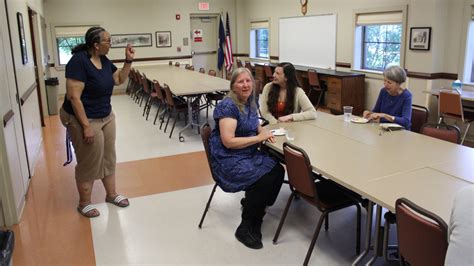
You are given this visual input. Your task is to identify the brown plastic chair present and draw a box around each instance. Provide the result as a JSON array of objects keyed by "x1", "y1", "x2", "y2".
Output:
[
  {"x1": 438, "y1": 89, "x2": 474, "y2": 144},
  {"x1": 236, "y1": 59, "x2": 243, "y2": 68},
  {"x1": 244, "y1": 61, "x2": 254, "y2": 75},
  {"x1": 151, "y1": 80, "x2": 168, "y2": 127},
  {"x1": 174, "y1": 62, "x2": 180, "y2": 67},
  {"x1": 307, "y1": 69, "x2": 325, "y2": 110},
  {"x1": 411, "y1": 104, "x2": 429, "y2": 133},
  {"x1": 199, "y1": 67, "x2": 206, "y2": 74},
  {"x1": 421, "y1": 123, "x2": 461, "y2": 144},
  {"x1": 162, "y1": 85, "x2": 192, "y2": 138},
  {"x1": 208, "y1": 69, "x2": 217, "y2": 77},
  {"x1": 263, "y1": 64, "x2": 273, "y2": 83},
  {"x1": 198, "y1": 123, "x2": 219, "y2": 228},
  {"x1": 273, "y1": 142, "x2": 361, "y2": 266},
  {"x1": 396, "y1": 198, "x2": 448, "y2": 266}
]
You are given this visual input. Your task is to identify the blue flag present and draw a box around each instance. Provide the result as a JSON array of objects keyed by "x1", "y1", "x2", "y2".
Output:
[{"x1": 218, "y1": 15, "x2": 225, "y2": 70}]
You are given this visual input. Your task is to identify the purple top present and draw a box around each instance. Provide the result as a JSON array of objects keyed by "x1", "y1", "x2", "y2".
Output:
[{"x1": 373, "y1": 88, "x2": 412, "y2": 129}]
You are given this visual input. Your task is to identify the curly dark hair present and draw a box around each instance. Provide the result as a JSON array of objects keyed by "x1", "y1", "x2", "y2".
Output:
[{"x1": 267, "y1": 62, "x2": 300, "y2": 117}]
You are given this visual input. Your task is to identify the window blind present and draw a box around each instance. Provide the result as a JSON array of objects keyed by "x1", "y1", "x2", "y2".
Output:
[
  {"x1": 250, "y1": 21, "x2": 269, "y2": 29},
  {"x1": 356, "y1": 12, "x2": 402, "y2": 25},
  {"x1": 55, "y1": 25, "x2": 96, "y2": 37}
]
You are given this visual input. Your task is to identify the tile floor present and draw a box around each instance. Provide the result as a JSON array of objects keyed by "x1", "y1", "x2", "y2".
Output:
[{"x1": 11, "y1": 94, "x2": 398, "y2": 265}]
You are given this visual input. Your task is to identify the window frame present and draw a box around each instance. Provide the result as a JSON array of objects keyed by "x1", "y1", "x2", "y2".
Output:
[
  {"x1": 352, "y1": 7, "x2": 407, "y2": 75},
  {"x1": 249, "y1": 19, "x2": 270, "y2": 60},
  {"x1": 360, "y1": 23, "x2": 403, "y2": 71},
  {"x1": 460, "y1": 3, "x2": 474, "y2": 86}
]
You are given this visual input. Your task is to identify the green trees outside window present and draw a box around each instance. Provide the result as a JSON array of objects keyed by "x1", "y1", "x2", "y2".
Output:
[{"x1": 362, "y1": 24, "x2": 401, "y2": 71}]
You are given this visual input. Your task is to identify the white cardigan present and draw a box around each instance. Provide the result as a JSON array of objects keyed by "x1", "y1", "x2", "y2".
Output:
[{"x1": 259, "y1": 82, "x2": 317, "y2": 124}]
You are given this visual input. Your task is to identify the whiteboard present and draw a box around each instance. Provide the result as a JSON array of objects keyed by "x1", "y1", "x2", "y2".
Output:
[{"x1": 279, "y1": 14, "x2": 336, "y2": 69}]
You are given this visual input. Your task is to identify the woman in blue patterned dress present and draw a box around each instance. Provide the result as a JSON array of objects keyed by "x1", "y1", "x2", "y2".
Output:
[{"x1": 209, "y1": 68, "x2": 284, "y2": 249}]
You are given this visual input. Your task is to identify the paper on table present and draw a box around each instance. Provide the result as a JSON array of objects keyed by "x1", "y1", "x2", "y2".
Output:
[{"x1": 380, "y1": 123, "x2": 403, "y2": 131}]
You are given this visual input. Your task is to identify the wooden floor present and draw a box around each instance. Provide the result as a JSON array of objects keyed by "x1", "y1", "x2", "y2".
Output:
[{"x1": 11, "y1": 115, "x2": 213, "y2": 265}]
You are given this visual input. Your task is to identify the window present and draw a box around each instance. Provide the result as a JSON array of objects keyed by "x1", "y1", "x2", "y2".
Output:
[
  {"x1": 53, "y1": 25, "x2": 96, "y2": 66},
  {"x1": 462, "y1": 8, "x2": 474, "y2": 84},
  {"x1": 56, "y1": 36, "x2": 84, "y2": 65},
  {"x1": 354, "y1": 11, "x2": 404, "y2": 72},
  {"x1": 250, "y1": 20, "x2": 269, "y2": 59},
  {"x1": 255, "y1": 29, "x2": 269, "y2": 58},
  {"x1": 362, "y1": 24, "x2": 401, "y2": 71}
]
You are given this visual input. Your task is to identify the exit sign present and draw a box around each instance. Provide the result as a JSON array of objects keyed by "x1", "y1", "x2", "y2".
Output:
[{"x1": 198, "y1": 2, "x2": 209, "y2": 10}]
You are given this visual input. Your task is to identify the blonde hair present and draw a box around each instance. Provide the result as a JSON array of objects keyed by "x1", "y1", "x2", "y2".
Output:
[{"x1": 226, "y1": 68, "x2": 257, "y2": 113}]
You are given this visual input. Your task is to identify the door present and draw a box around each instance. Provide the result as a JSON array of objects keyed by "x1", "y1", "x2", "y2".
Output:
[
  {"x1": 190, "y1": 15, "x2": 218, "y2": 76},
  {"x1": 0, "y1": 0, "x2": 28, "y2": 225}
]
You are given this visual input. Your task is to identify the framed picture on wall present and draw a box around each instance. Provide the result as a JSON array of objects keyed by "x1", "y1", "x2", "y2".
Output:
[
  {"x1": 156, "y1": 31, "x2": 172, "y2": 48},
  {"x1": 16, "y1": 12, "x2": 28, "y2": 64},
  {"x1": 110, "y1": 33, "x2": 152, "y2": 48},
  {"x1": 409, "y1": 27, "x2": 431, "y2": 51}
]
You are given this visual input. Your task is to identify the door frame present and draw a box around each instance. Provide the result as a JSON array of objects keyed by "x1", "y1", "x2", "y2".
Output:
[{"x1": 189, "y1": 13, "x2": 221, "y2": 76}]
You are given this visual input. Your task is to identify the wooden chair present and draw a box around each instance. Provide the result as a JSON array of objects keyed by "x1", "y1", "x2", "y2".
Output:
[
  {"x1": 198, "y1": 123, "x2": 219, "y2": 228},
  {"x1": 168, "y1": 61, "x2": 173, "y2": 66},
  {"x1": 162, "y1": 85, "x2": 192, "y2": 138},
  {"x1": 421, "y1": 123, "x2": 461, "y2": 144},
  {"x1": 307, "y1": 69, "x2": 326, "y2": 110},
  {"x1": 273, "y1": 142, "x2": 361, "y2": 266},
  {"x1": 396, "y1": 198, "x2": 448, "y2": 266},
  {"x1": 205, "y1": 70, "x2": 224, "y2": 117},
  {"x1": 151, "y1": 80, "x2": 168, "y2": 127},
  {"x1": 263, "y1": 64, "x2": 273, "y2": 83},
  {"x1": 208, "y1": 69, "x2": 217, "y2": 77},
  {"x1": 244, "y1": 61, "x2": 254, "y2": 75},
  {"x1": 236, "y1": 59, "x2": 243, "y2": 68},
  {"x1": 199, "y1": 67, "x2": 206, "y2": 74},
  {"x1": 411, "y1": 104, "x2": 429, "y2": 133},
  {"x1": 174, "y1": 62, "x2": 180, "y2": 67},
  {"x1": 438, "y1": 89, "x2": 474, "y2": 144}
]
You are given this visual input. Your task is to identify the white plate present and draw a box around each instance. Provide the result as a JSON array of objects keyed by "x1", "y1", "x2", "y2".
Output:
[
  {"x1": 350, "y1": 117, "x2": 369, "y2": 124},
  {"x1": 270, "y1": 129, "x2": 286, "y2": 136}
]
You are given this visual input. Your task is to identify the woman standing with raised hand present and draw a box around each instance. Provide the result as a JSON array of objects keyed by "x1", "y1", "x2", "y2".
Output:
[{"x1": 60, "y1": 26, "x2": 134, "y2": 218}]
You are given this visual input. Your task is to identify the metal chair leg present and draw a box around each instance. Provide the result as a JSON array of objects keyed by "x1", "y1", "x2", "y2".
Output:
[
  {"x1": 303, "y1": 211, "x2": 327, "y2": 266},
  {"x1": 198, "y1": 183, "x2": 218, "y2": 228},
  {"x1": 273, "y1": 192, "x2": 296, "y2": 244}
]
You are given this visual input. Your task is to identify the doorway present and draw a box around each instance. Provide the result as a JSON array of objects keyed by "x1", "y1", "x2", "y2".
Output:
[{"x1": 190, "y1": 14, "x2": 219, "y2": 76}]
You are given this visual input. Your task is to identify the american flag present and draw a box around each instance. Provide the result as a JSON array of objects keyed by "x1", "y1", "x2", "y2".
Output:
[{"x1": 224, "y1": 12, "x2": 233, "y2": 72}]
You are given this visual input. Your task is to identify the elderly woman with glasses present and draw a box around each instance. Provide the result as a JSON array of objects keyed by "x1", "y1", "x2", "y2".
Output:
[
  {"x1": 60, "y1": 26, "x2": 134, "y2": 218},
  {"x1": 363, "y1": 65, "x2": 412, "y2": 129}
]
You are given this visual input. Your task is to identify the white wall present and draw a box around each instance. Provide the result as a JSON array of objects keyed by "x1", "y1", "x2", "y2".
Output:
[
  {"x1": 237, "y1": 0, "x2": 473, "y2": 130},
  {"x1": 44, "y1": 0, "x2": 237, "y2": 95}
]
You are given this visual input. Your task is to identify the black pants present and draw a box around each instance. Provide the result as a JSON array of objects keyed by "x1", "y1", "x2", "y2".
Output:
[{"x1": 242, "y1": 163, "x2": 285, "y2": 222}]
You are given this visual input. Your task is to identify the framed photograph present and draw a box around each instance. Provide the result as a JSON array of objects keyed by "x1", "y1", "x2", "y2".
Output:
[
  {"x1": 156, "y1": 31, "x2": 172, "y2": 48},
  {"x1": 16, "y1": 12, "x2": 28, "y2": 64},
  {"x1": 409, "y1": 27, "x2": 431, "y2": 51},
  {"x1": 110, "y1": 33, "x2": 152, "y2": 48}
]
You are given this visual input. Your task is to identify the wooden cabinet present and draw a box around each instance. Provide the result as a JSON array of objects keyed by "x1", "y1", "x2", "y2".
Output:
[{"x1": 326, "y1": 76, "x2": 365, "y2": 115}]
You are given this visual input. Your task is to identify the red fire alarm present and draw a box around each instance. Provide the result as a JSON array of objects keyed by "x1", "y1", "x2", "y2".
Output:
[{"x1": 176, "y1": 14, "x2": 181, "y2": 20}]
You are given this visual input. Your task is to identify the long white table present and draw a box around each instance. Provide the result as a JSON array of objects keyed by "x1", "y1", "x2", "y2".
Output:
[
  {"x1": 424, "y1": 87, "x2": 474, "y2": 102},
  {"x1": 265, "y1": 112, "x2": 473, "y2": 265},
  {"x1": 135, "y1": 65, "x2": 229, "y2": 141}
]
